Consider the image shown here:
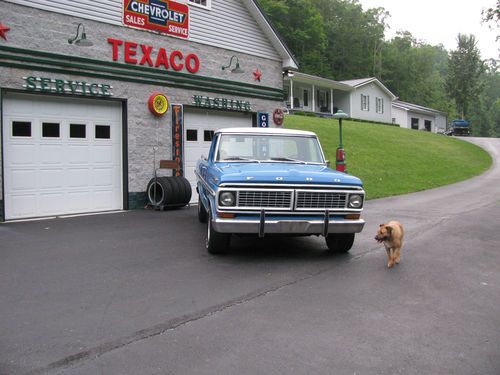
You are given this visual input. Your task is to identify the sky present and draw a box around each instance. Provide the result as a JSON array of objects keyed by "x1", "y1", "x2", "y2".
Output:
[{"x1": 357, "y1": 0, "x2": 499, "y2": 61}]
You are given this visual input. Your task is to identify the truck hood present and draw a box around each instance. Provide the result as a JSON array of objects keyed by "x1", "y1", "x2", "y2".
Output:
[{"x1": 214, "y1": 162, "x2": 363, "y2": 187}]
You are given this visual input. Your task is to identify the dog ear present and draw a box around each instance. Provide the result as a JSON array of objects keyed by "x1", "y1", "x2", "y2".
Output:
[
  {"x1": 379, "y1": 224, "x2": 384, "y2": 227},
  {"x1": 385, "y1": 225, "x2": 392, "y2": 234}
]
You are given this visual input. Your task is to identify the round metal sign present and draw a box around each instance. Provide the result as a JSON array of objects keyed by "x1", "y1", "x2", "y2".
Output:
[{"x1": 148, "y1": 92, "x2": 169, "y2": 116}]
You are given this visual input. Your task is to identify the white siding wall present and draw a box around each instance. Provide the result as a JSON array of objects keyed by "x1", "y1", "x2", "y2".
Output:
[
  {"x1": 435, "y1": 114, "x2": 447, "y2": 132},
  {"x1": 3, "y1": 0, "x2": 281, "y2": 61},
  {"x1": 392, "y1": 107, "x2": 408, "y2": 128},
  {"x1": 349, "y1": 83, "x2": 392, "y2": 123}
]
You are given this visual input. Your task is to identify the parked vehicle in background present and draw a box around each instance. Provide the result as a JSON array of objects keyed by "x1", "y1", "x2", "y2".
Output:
[
  {"x1": 445, "y1": 119, "x2": 470, "y2": 136},
  {"x1": 195, "y1": 128, "x2": 365, "y2": 254}
]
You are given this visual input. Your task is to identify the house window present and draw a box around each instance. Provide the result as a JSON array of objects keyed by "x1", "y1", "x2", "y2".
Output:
[
  {"x1": 188, "y1": 0, "x2": 211, "y2": 8},
  {"x1": 411, "y1": 118, "x2": 419, "y2": 130},
  {"x1": 361, "y1": 94, "x2": 370, "y2": 111},
  {"x1": 376, "y1": 98, "x2": 384, "y2": 114}
]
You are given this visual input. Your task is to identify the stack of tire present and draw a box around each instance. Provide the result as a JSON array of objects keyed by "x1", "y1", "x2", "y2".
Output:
[{"x1": 147, "y1": 176, "x2": 192, "y2": 209}]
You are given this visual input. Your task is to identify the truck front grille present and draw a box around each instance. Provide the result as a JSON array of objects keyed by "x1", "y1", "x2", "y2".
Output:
[
  {"x1": 237, "y1": 190, "x2": 293, "y2": 208},
  {"x1": 296, "y1": 191, "x2": 347, "y2": 209}
]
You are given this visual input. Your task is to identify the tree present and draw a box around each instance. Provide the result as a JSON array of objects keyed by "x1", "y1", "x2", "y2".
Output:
[
  {"x1": 258, "y1": 0, "x2": 327, "y2": 74},
  {"x1": 445, "y1": 34, "x2": 485, "y2": 119},
  {"x1": 482, "y1": 0, "x2": 500, "y2": 41}
]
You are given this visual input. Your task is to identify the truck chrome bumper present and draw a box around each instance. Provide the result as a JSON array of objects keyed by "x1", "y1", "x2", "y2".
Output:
[{"x1": 212, "y1": 216, "x2": 365, "y2": 236}]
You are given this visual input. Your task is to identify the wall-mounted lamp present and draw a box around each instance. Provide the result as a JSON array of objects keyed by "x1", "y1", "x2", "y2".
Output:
[
  {"x1": 68, "y1": 23, "x2": 93, "y2": 47},
  {"x1": 221, "y1": 56, "x2": 244, "y2": 73},
  {"x1": 283, "y1": 70, "x2": 295, "y2": 78}
]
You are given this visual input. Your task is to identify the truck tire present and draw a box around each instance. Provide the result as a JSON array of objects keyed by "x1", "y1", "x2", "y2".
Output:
[
  {"x1": 325, "y1": 233, "x2": 355, "y2": 253},
  {"x1": 206, "y1": 207, "x2": 230, "y2": 254}
]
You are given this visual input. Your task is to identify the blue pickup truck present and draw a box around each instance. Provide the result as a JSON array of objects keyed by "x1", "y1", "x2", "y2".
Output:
[
  {"x1": 445, "y1": 119, "x2": 470, "y2": 136},
  {"x1": 195, "y1": 128, "x2": 365, "y2": 254}
]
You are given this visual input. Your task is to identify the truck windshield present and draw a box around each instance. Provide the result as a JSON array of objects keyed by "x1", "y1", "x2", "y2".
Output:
[{"x1": 216, "y1": 134, "x2": 325, "y2": 164}]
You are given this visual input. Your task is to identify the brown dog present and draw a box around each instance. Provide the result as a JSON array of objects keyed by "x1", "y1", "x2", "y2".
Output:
[{"x1": 375, "y1": 221, "x2": 404, "y2": 268}]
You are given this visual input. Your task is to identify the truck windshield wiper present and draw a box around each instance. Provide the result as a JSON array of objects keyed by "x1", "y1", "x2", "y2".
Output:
[
  {"x1": 222, "y1": 156, "x2": 260, "y2": 162},
  {"x1": 269, "y1": 157, "x2": 307, "y2": 164}
]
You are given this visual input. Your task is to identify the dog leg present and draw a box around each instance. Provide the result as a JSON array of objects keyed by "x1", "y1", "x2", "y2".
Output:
[
  {"x1": 395, "y1": 247, "x2": 401, "y2": 264},
  {"x1": 387, "y1": 248, "x2": 395, "y2": 268}
]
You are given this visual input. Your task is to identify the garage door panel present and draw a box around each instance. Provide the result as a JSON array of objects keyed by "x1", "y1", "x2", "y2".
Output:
[
  {"x1": 39, "y1": 169, "x2": 64, "y2": 189},
  {"x1": 92, "y1": 145, "x2": 114, "y2": 164},
  {"x1": 3, "y1": 94, "x2": 123, "y2": 220},
  {"x1": 10, "y1": 170, "x2": 35, "y2": 191},
  {"x1": 8, "y1": 144, "x2": 36, "y2": 165},
  {"x1": 67, "y1": 169, "x2": 91, "y2": 188},
  {"x1": 93, "y1": 191, "x2": 115, "y2": 210},
  {"x1": 67, "y1": 146, "x2": 90, "y2": 164},
  {"x1": 93, "y1": 168, "x2": 114, "y2": 187},
  {"x1": 67, "y1": 192, "x2": 92, "y2": 211},
  {"x1": 10, "y1": 195, "x2": 37, "y2": 218},
  {"x1": 38, "y1": 193, "x2": 65, "y2": 215},
  {"x1": 39, "y1": 145, "x2": 64, "y2": 165}
]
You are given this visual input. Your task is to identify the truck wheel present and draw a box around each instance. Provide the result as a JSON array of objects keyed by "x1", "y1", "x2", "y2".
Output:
[
  {"x1": 198, "y1": 195, "x2": 208, "y2": 223},
  {"x1": 325, "y1": 233, "x2": 355, "y2": 253},
  {"x1": 206, "y1": 208, "x2": 230, "y2": 254}
]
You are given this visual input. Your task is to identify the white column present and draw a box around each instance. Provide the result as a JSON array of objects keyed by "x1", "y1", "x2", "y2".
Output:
[
  {"x1": 331, "y1": 88, "x2": 334, "y2": 115},
  {"x1": 312, "y1": 85, "x2": 315, "y2": 113},
  {"x1": 290, "y1": 79, "x2": 294, "y2": 110}
]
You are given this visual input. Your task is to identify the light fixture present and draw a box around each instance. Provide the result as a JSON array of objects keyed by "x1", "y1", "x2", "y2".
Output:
[
  {"x1": 221, "y1": 56, "x2": 244, "y2": 73},
  {"x1": 283, "y1": 70, "x2": 295, "y2": 78},
  {"x1": 68, "y1": 23, "x2": 93, "y2": 47}
]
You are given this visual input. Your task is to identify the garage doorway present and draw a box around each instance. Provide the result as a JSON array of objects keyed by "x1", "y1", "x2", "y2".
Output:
[{"x1": 2, "y1": 93, "x2": 124, "y2": 220}]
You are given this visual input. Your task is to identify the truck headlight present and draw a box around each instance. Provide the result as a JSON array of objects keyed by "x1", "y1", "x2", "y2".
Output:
[
  {"x1": 348, "y1": 194, "x2": 363, "y2": 209},
  {"x1": 219, "y1": 191, "x2": 236, "y2": 207}
]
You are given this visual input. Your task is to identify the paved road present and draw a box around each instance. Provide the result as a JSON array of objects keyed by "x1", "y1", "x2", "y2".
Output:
[{"x1": 1, "y1": 137, "x2": 499, "y2": 375}]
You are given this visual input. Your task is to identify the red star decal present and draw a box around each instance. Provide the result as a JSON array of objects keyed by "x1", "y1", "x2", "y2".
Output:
[
  {"x1": 0, "y1": 23, "x2": 11, "y2": 40},
  {"x1": 253, "y1": 69, "x2": 262, "y2": 82}
]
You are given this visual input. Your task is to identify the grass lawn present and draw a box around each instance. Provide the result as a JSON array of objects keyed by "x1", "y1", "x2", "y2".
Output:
[{"x1": 284, "y1": 115, "x2": 492, "y2": 200}]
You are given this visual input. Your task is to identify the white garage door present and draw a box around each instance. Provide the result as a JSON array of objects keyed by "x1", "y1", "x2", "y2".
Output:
[
  {"x1": 2, "y1": 94, "x2": 123, "y2": 220},
  {"x1": 184, "y1": 109, "x2": 253, "y2": 202}
]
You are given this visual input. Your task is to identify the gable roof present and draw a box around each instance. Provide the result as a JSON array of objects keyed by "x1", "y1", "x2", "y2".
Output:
[
  {"x1": 392, "y1": 100, "x2": 447, "y2": 116},
  {"x1": 340, "y1": 77, "x2": 397, "y2": 100},
  {"x1": 284, "y1": 71, "x2": 353, "y2": 91},
  {"x1": 244, "y1": 0, "x2": 298, "y2": 70}
]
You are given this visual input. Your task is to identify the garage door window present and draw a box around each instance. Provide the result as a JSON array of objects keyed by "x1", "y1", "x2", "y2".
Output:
[
  {"x1": 70, "y1": 124, "x2": 86, "y2": 139},
  {"x1": 95, "y1": 125, "x2": 110, "y2": 139},
  {"x1": 186, "y1": 129, "x2": 198, "y2": 141},
  {"x1": 12, "y1": 121, "x2": 31, "y2": 137},
  {"x1": 42, "y1": 122, "x2": 60, "y2": 138},
  {"x1": 204, "y1": 130, "x2": 214, "y2": 142}
]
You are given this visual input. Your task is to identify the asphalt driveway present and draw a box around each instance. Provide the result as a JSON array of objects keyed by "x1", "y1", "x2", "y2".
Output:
[{"x1": 1, "y1": 137, "x2": 499, "y2": 375}]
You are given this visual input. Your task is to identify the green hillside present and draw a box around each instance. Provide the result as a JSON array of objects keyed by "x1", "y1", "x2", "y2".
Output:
[{"x1": 284, "y1": 115, "x2": 492, "y2": 200}]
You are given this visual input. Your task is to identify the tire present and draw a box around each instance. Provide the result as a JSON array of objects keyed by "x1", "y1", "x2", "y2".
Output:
[
  {"x1": 198, "y1": 194, "x2": 208, "y2": 223},
  {"x1": 147, "y1": 176, "x2": 192, "y2": 208},
  {"x1": 147, "y1": 177, "x2": 171, "y2": 206},
  {"x1": 206, "y1": 207, "x2": 230, "y2": 254},
  {"x1": 325, "y1": 233, "x2": 355, "y2": 253}
]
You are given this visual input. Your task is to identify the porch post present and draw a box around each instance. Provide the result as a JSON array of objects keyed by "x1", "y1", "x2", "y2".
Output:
[
  {"x1": 290, "y1": 79, "x2": 294, "y2": 110},
  {"x1": 331, "y1": 88, "x2": 334, "y2": 115},
  {"x1": 312, "y1": 85, "x2": 315, "y2": 113}
]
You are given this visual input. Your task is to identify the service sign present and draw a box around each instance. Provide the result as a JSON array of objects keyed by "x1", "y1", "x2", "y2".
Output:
[{"x1": 123, "y1": 0, "x2": 189, "y2": 39}]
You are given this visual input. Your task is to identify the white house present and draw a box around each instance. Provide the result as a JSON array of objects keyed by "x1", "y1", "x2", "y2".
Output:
[
  {"x1": 283, "y1": 73, "x2": 396, "y2": 124},
  {"x1": 339, "y1": 78, "x2": 397, "y2": 124},
  {"x1": 392, "y1": 100, "x2": 448, "y2": 133}
]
